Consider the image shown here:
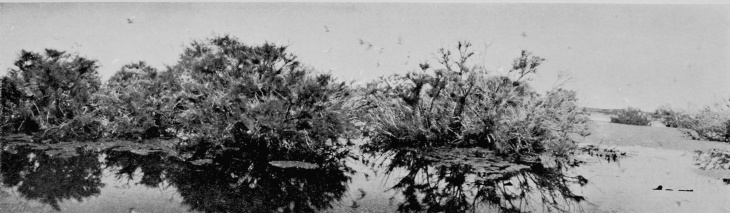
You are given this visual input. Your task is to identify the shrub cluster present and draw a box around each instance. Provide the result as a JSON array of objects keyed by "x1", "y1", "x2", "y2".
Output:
[
  {"x1": 353, "y1": 42, "x2": 590, "y2": 157},
  {"x1": 0, "y1": 50, "x2": 103, "y2": 141},
  {"x1": 1, "y1": 35, "x2": 354, "y2": 160},
  {"x1": 1, "y1": 38, "x2": 592, "y2": 160},
  {"x1": 609, "y1": 107, "x2": 653, "y2": 126}
]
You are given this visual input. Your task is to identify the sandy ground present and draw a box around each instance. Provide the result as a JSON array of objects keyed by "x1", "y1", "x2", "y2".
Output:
[{"x1": 571, "y1": 113, "x2": 730, "y2": 213}]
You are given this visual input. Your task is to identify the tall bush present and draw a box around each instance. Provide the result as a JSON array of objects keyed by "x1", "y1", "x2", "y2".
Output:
[
  {"x1": 0, "y1": 49, "x2": 103, "y2": 141},
  {"x1": 161, "y1": 35, "x2": 353, "y2": 159},
  {"x1": 354, "y1": 42, "x2": 589, "y2": 156}
]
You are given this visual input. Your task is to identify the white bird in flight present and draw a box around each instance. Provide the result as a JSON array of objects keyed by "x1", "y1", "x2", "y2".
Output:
[{"x1": 323, "y1": 48, "x2": 332, "y2": 53}]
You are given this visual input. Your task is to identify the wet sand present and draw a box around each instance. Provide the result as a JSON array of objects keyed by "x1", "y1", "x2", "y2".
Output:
[{"x1": 573, "y1": 114, "x2": 730, "y2": 213}]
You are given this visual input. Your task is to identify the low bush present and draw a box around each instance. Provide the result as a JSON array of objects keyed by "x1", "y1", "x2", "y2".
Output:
[{"x1": 610, "y1": 107, "x2": 652, "y2": 126}]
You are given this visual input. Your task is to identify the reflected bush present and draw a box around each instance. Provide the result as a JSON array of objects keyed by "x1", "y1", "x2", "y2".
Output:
[
  {"x1": 0, "y1": 147, "x2": 104, "y2": 211},
  {"x1": 376, "y1": 149, "x2": 586, "y2": 213},
  {"x1": 102, "y1": 149, "x2": 352, "y2": 213},
  {"x1": 0, "y1": 147, "x2": 352, "y2": 213},
  {"x1": 103, "y1": 150, "x2": 171, "y2": 187}
]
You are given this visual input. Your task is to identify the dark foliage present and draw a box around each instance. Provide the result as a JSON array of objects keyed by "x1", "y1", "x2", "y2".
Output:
[
  {"x1": 0, "y1": 49, "x2": 102, "y2": 141},
  {"x1": 0, "y1": 147, "x2": 103, "y2": 211},
  {"x1": 102, "y1": 148, "x2": 353, "y2": 213},
  {"x1": 369, "y1": 149, "x2": 586, "y2": 213}
]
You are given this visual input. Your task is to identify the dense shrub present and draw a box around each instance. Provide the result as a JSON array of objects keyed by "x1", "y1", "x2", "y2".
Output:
[
  {"x1": 0, "y1": 49, "x2": 103, "y2": 141},
  {"x1": 93, "y1": 35, "x2": 354, "y2": 160},
  {"x1": 172, "y1": 36, "x2": 354, "y2": 159},
  {"x1": 1, "y1": 36, "x2": 355, "y2": 161},
  {"x1": 96, "y1": 61, "x2": 183, "y2": 140},
  {"x1": 609, "y1": 107, "x2": 652, "y2": 126},
  {"x1": 353, "y1": 42, "x2": 590, "y2": 157}
]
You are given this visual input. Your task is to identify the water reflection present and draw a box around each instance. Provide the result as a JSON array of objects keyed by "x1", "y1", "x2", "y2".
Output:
[
  {"x1": 0, "y1": 142, "x2": 591, "y2": 213},
  {"x1": 0, "y1": 145, "x2": 353, "y2": 212},
  {"x1": 163, "y1": 153, "x2": 352, "y2": 213},
  {"x1": 368, "y1": 148, "x2": 587, "y2": 213},
  {"x1": 1, "y1": 146, "x2": 103, "y2": 211}
]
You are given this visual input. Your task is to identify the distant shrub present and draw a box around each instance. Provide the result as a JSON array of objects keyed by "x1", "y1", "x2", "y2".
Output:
[
  {"x1": 354, "y1": 41, "x2": 590, "y2": 157},
  {"x1": 610, "y1": 107, "x2": 652, "y2": 126},
  {"x1": 655, "y1": 105, "x2": 730, "y2": 142},
  {"x1": 654, "y1": 106, "x2": 695, "y2": 128}
]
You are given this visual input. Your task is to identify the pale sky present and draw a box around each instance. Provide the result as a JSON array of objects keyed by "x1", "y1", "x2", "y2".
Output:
[{"x1": 0, "y1": 3, "x2": 728, "y2": 111}]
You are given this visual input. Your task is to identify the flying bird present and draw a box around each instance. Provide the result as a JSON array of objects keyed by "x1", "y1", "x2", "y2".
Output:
[
  {"x1": 323, "y1": 48, "x2": 332, "y2": 53},
  {"x1": 324, "y1": 25, "x2": 330, "y2": 32},
  {"x1": 521, "y1": 32, "x2": 527, "y2": 37},
  {"x1": 377, "y1": 47, "x2": 384, "y2": 54},
  {"x1": 376, "y1": 61, "x2": 381, "y2": 67},
  {"x1": 358, "y1": 39, "x2": 374, "y2": 50},
  {"x1": 127, "y1": 16, "x2": 135, "y2": 24},
  {"x1": 397, "y1": 36, "x2": 403, "y2": 45}
]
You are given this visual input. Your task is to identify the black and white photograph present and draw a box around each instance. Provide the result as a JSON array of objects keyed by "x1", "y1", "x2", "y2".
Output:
[{"x1": 0, "y1": 1, "x2": 729, "y2": 212}]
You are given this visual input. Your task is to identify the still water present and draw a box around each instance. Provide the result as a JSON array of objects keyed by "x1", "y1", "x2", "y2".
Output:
[{"x1": 0, "y1": 141, "x2": 727, "y2": 213}]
